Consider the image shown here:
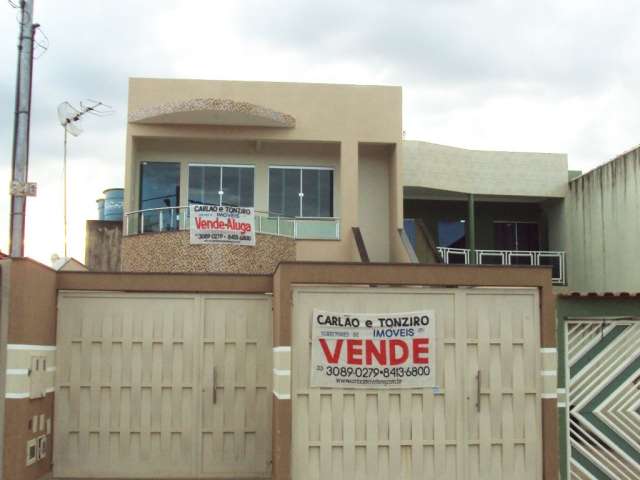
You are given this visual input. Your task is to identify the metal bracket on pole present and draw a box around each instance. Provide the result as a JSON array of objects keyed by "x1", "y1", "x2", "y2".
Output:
[{"x1": 10, "y1": 181, "x2": 37, "y2": 197}]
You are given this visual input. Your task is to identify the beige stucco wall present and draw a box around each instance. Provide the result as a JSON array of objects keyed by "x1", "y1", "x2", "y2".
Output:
[
  {"x1": 403, "y1": 141, "x2": 568, "y2": 198},
  {"x1": 565, "y1": 147, "x2": 640, "y2": 292},
  {"x1": 125, "y1": 78, "x2": 404, "y2": 264},
  {"x1": 121, "y1": 231, "x2": 295, "y2": 273},
  {"x1": 358, "y1": 144, "x2": 391, "y2": 262},
  {"x1": 127, "y1": 79, "x2": 402, "y2": 143}
]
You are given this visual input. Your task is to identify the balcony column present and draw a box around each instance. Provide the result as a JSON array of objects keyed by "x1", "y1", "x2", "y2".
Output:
[
  {"x1": 340, "y1": 140, "x2": 360, "y2": 261},
  {"x1": 468, "y1": 193, "x2": 476, "y2": 264}
]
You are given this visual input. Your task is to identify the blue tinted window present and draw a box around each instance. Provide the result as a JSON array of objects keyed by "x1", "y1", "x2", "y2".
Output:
[
  {"x1": 189, "y1": 165, "x2": 254, "y2": 207},
  {"x1": 139, "y1": 162, "x2": 180, "y2": 232},
  {"x1": 269, "y1": 167, "x2": 333, "y2": 217},
  {"x1": 269, "y1": 168, "x2": 301, "y2": 217},
  {"x1": 438, "y1": 220, "x2": 466, "y2": 248},
  {"x1": 140, "y1": 162, "x2": 180, "y2": 209}
]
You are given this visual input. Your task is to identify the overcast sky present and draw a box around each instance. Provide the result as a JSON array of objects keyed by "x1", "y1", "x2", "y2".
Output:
[{"x1": 1, "y1": 0, "x2": 639, "y2": 263}]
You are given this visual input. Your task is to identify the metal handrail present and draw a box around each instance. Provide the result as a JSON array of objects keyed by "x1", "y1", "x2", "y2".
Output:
[
  {"x1": 436, "y1": 247, "x2": 566, "y2": 285},
  {"x1": 124, "y1": 205, "x2": 341, "y2": 240}
]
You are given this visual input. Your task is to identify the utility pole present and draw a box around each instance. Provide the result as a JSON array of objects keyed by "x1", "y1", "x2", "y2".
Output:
[{"x1": 9, "y1": 0, "x2": 36, "y2": 257}]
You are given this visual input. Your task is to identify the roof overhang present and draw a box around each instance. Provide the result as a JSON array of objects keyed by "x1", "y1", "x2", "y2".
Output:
[{"x1": 129, "y1": 98, "x2": 296, "y2": 128}]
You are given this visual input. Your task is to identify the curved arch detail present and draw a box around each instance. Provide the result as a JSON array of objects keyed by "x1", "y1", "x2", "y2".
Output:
[{"x1": 129, "y1": 97, "x2": 296, "y2": 128}]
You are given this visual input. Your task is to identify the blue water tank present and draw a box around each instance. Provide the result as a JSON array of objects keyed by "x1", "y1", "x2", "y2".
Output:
[
  {"x1": 103, "y1": 188, "x2": 124, "y2": 221},
  {"x1": 96, "y1": 198, "x2": 105, "y2": 220}
]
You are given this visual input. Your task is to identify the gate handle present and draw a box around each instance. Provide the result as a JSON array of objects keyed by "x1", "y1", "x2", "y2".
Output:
[
  {"x1": 476, "y1": 370, "x2": 481, "y2": 412},
  {"x1": 212, "y1": 367, "x2": 217, "y2": 404}
]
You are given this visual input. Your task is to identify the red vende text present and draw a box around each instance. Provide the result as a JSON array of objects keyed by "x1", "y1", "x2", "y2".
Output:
[{"x1": 318, "y1": 338, "x2": 429, "y2": 366}]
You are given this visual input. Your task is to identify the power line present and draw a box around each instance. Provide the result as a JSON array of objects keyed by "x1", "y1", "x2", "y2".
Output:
[{"x1": 33, "y1": 25, "x2": 48, "y2": 59}]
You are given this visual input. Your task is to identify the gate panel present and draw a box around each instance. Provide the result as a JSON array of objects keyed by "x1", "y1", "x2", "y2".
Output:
[
  {"x1": 55, "y1": 293, "x2": 197, "y2": 478},
  {"x1": 199, "y1": 295, "x2": 272, "y2": 477},
  {"x1": 464, "y1": 290, "x2": 541, "y2": 479},
  {"x1": 567, "y1": 319, "x2": 640, "y2": 479},
  {"x1": 291, "y1": 287, "x2": 543, "y2": 480},
  {"x1": 291, "y1": 287, "x2": 463, "y2": 480}
]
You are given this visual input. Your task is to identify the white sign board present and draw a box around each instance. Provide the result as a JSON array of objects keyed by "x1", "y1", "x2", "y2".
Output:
[
  {"x1": 310, "y1": 309, "x2": 435, "y2": 388},
  {"x1": 189, "y1": 205, "x2": 256, "y2": 246}
]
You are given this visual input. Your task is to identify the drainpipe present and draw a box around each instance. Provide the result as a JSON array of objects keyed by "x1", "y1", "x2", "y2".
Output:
[{"x1": 468, "y1": 193, "x2": 476, "y2": 264}]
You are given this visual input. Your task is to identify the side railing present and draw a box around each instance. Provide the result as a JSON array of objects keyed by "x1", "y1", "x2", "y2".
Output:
[
  {"x1": 123, "y1": 206, "x2": 341, "y2": 240},
  {"x1": 437, "y1": 247, "x2": 566, "y2": 285}
]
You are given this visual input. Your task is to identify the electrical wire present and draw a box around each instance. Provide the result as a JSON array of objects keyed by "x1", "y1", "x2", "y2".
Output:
[
  {"x1": 33, "y1": 26, "x2": 49, "y2": 59},
  {"x1": 7, "y1": 0, "x2": 19, "y2": 8}
]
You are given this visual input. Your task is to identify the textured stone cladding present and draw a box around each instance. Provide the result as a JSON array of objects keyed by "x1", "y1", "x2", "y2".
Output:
[{"x1": 121, "y1": 231, "x2": 295, "y2": 273}]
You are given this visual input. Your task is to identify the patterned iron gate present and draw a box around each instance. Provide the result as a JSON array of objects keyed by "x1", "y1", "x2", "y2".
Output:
[{"x1": 566, "y1": 318, "x2": 640, "y2": 479}]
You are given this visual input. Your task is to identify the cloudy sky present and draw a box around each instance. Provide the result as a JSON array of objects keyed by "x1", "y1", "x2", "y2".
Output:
[{"x1": 1, "y1": 0, "x2": 639, "y2": 264}]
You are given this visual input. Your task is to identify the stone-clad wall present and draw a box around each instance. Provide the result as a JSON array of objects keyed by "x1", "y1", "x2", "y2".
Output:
[{"x1": 121, "y1": 231, "x2": 295, "y2": 273}]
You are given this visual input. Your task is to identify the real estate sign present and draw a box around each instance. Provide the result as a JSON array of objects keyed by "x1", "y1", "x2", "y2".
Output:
[
  {"x1": 310, "y1": 309, "x2": 435, "y2": 388},
  {"x1": 189, "y1": 205, "x2": 256, "y2": 246}
]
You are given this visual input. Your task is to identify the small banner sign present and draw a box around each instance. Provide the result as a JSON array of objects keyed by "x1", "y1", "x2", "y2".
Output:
[
  {"x1": 310, "y1": 309, "x2": 435, "y2": 388},
  {"x1": 189, "y1": 205, "x2": 256, "y2": 246}
]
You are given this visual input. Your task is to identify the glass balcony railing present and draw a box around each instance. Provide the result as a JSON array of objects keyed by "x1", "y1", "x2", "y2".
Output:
[
  {"x1": 123, "y1": 206, "x2": 340, "y2": 241},
  {"x1": 437, "y1": 247, "x2": 566, "y2": 285}
]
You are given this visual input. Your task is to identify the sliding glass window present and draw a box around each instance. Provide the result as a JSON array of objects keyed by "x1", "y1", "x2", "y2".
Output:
[
  {"x1": 268, "y1": 167, "x2": 333, "y2": 217},
  {"x1": 188, "y1": 165, "x2": 254, "y2": 207},
  {"x1": 139, "y1": 162, "x2": 180, "y2": 232}
]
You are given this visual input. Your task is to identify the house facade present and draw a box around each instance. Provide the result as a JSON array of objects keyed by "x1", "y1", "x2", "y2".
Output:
[
  {"x1": 119, "y1": 78, "x2": 571, "y2": 286},
  {"x1": 121, "y1": 78, "x2": 407, "y2": 273},
  {"x1": 11, "y1": 77, "x2": 640, "y2": 480}
]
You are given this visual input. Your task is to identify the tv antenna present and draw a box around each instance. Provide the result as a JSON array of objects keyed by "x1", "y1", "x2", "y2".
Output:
[{"x1": 57, "y1": 100, "x2": 113, "y2": 257}]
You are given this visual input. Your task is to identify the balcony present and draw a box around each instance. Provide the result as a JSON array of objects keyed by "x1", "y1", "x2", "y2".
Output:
[
  {"x1": 437, "y1": 247, "x2": 566, "y2": 285},
  {"x1": 123, "y1": 206, "x2": 341, "y2": 240}
]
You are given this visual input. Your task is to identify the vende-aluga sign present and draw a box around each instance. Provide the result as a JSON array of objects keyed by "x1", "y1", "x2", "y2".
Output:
[
  {"x1": 189, "y1": 205, "x2": 256, "y2": 246},
  {"x1": 310, "y1": 309, "x2": 435, "y2": 388}
]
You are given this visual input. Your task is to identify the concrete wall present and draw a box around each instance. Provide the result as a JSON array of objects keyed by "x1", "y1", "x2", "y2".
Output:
[
  {"x1": 85, "y1": 220, "x2": 122, "y2": 272},
  {"x1": 565, "y1": 146, "x2": 640, "y2": 292},
  {"x1": 1, "y1": 259, "x2": 57, "y2": 480},
  {"x1": 122, "y1": 231, "x2": 295, "y2": 273},
  {"x1": 358, "y1": 144, "x2": 391, "y2": 262},
  {"x1": 542, "y1": 198, "x2": 567, "y2": 253},
  {"x1": 403, "y1": 141, "x2": 568, "y2": 197}
]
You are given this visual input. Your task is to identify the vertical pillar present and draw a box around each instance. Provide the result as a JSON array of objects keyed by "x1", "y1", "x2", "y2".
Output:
[
  {"x1": 467, "y1": 193, "x2": 476, "y2": 264},
  {"x1": 340, "y1": 141, "x2": 359, "y2": 261},
  {"x1": 271, "y1": 268, "x2": 292, "y2": 480},
  {"x1": 389, "y1": 143, "x2": 410, "y2": 262}
]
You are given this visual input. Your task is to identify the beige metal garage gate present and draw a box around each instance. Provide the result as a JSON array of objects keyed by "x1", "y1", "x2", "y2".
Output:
[
  {"x1": 54, "y1": 292, "x2": 272, "y2": 479},
  {"x1": 291, "y1": 286, "x2": 543, "y2": 480}
]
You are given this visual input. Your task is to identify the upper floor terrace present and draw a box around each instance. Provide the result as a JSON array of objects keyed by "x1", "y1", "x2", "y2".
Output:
[
  {"x1": 402, "y1": 141, "x2": 570, "y2": 285},
  {"x1": 122, "y1": 79, "x2": 408, "y2": 272}
]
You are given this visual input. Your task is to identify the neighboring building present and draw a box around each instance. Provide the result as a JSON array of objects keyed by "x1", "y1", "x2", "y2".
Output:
[
  {"x1": 50, "y1": 255, "x2": 88, "y2": 272},
  {"x1": 119, "y1": 77, "x2": 572, "y2": 284},
  {"x1": 564, "y1": 144, "x2": 640, "y2": 292},
  {"x1": 403, "y1": 141, "x2": 569, "y2": 285}
]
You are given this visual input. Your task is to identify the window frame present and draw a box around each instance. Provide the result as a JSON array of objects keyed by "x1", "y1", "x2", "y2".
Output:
[
  {"x1": 187, "y1": 163, "x2": 255, "y2": 208},
  {"x1": 492, "y1": 220, "x2": 540, "y2": 251},
  {"x1": 139, "y1": 161, "x2": 181, "y2": 210},
  {"x1": 267, "y1": 165, "x2": 335, "y2": 218}
]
